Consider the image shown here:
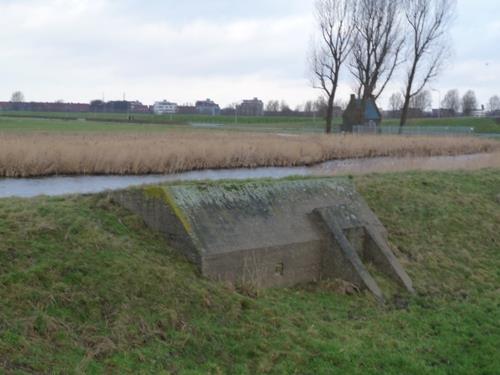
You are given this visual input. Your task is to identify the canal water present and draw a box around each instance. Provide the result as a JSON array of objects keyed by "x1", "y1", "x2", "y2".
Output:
[{"x1": 0, "y1": 153, "x2": 495, "y2": 198}]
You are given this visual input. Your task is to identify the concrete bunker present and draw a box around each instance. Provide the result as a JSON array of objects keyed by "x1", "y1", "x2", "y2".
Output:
[{"x1": 113, "y1": 178, "x2": 414, "y2": 301}]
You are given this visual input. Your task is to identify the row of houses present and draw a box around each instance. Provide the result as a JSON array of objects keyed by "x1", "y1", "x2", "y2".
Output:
[
  {"x1": 153, "y1": 99, "x2": 220, "y2": 115},
  {"x1": 153, "y1": 98, "x2": 265, "y2": 116},
  {"x1": 0, "y1": 97, "x2": 290, "y2": 117},
  {"x1": 0, "y1": 101, "x2": 90, "y2": 112},
  {"x1": 89, "y1": 100, "x2": 151, "y2": 113}
]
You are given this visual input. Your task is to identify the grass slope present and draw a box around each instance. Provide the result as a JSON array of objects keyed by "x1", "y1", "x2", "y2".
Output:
[{"x1": 1, "y1": 170, "x2": 499, "y2": 374}]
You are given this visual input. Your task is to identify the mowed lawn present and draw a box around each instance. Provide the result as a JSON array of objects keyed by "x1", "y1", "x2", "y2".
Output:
[
  {"x1": 0, "y1": 112, "x2": 499, "y2": 134},
  {"x1": 0, "y1": 170, "x2": 499, "y2": 374}
]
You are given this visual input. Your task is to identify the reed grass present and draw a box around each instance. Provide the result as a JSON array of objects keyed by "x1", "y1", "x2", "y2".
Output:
[{"x1": 0, "y1": 132, "x2": 498, "y2": 177}]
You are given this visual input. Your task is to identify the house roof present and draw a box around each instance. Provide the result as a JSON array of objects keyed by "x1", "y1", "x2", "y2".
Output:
[{"x1": 344, "y1": 95, "x2": 381, "y2": 121}]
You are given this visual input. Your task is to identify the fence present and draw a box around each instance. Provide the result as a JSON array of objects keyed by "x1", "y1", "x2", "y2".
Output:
[{"x1": 353, "y1": 125, "x2": 475, "y2": 136}]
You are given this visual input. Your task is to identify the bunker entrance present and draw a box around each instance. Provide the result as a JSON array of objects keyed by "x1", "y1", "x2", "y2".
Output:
[{"x1": 314, "y1": 205, "x2": 414, "y2": 302}]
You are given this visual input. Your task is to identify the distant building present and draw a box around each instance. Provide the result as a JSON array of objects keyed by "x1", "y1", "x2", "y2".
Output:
[
  {"x1": 432, "y1": 108, "x2": 456, "y2": 118},
  {"x1": 406, "y1": 108, "x2": 426, "y2": 119},
  {"x1": 153, "y1": 100, "x2": 178, "y2": 115},
  {"x1": 0, "y1": 101, "x2": 90, "y2": 112},
  {"x1": 471, "y1": 109, "x2": 487, "y2": 118},
  {"x1": 238, "y1": 98, "x2": 264, "y2": 116},
  {"x1": 89, "y1": 100, "x2": 151, "y2": 113},
  {"x1": 383, "y1": 110, "x2": 401, "y2": 119},
  {"x1": 177, "y1": 105, "x2": 197, "y2": 115},
  {"x1": 342, "y1": 94, "x2": 382, "y2": 133},
  {"x1": 195, "y1": 99, "x2": 220, "y2": 116},
  {"x1": 130, "y1": 101, "x2": 151, "y2": 113}
]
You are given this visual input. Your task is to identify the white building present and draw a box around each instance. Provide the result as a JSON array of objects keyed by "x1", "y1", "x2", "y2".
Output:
[
  {"x1": 153, "y1": 100, "x2": 178, "y2": 115},
  {"x1": 470, "y1": 109, "x2": 487, "y2": 118}
]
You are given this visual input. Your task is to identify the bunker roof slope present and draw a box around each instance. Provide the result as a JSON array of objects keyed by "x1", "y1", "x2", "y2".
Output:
[{"x1": 157, "y1": 178, "x2": 385, "y2": 256}]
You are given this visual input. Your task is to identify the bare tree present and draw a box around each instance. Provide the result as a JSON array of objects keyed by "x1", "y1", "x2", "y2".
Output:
[
  {"x1": 462, "y1": 90, "x2": 477, "y2": 116},
  {"x1": 303, "y1": 100, "x2": 315, "y2": 113},
  {"x1": 279, "y1": 100, "x2": 291, "y2": 113},
  {"x1": 399, "y1": 0, "x2": 455, "y2": 129},
  {"x1": 488, "y1": 95, "x2": 500, "y2": 113},
  {"x1": 350, "y1": 0, "x2": 405, "y2": 101},
  {"x1": 410, "y1": 90, "x2": 432, "y2": 112},
  {"x1": 11, "y1": 91, "x2": 25, "y2": 103},
  {"x1": 265, "y1": 100, "x2": 280, "y2": 112},
  {"x1": 389, "y1": 92, "x2": 404, "y2": 111},
  {"x1": 441, "y1": 89, "x2": 460, "y2": 114},
  {"x1": 311, "y1": 0, "x2": 357, "y2": 133},
  {"x1": 314, "y1": 96, "x2": 328, "y2": 118}
]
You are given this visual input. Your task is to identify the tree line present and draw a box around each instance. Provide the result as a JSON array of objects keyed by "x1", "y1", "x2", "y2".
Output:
[
  {"x1": 311, "y1": 0, "x2": 456, "y2": 133},
  {"x1": 263, "y1": 97, "x2": 345, "y2": 115},
  {"x1": 388, "y1": 90, "x2": 500, "y2": 116}
]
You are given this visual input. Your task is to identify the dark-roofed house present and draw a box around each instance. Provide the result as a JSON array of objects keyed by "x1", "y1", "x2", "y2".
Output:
[
  {"x1": 238, "y1": 97, "x2": 264, "y2": 116},
  {"x1": 342, "y1": 94, "x2": 382, "y2": 133},
  {"x1": 195, "y1": 99, "x2": 220, "y2": 116}
]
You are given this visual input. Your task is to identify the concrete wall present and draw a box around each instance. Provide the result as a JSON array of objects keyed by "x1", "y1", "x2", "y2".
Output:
[
  {"x1": 113, "y1": 189, "x2": 201, "y2": 266},
  {"x1": 203, "y1": 241, "x2": 324, "y2": 288}
]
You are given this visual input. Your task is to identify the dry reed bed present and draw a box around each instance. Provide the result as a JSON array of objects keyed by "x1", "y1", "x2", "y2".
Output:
[{"x1": 0, "y1": 132, "x2": 498, "y2": 177}]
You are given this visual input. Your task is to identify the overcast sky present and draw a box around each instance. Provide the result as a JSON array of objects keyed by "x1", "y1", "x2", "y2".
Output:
[{"x1": 0, "y1": 0, "x2": 498, "y2": 109}]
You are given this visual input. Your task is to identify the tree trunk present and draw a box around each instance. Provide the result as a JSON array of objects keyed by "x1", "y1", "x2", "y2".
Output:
[
  {"x1": 399, "y1": 94, "x2": 411, "y2": 134},
  {"x1": 399, "y1": 63, "x2": 418, "y2": 134},
  {"x1": 325, "y1": 93, "x2": 335, "y2": 134}
]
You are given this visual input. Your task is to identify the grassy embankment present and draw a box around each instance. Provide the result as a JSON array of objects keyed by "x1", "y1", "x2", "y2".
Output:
[
  {"x1": 1, "y1": 170, "x2": 499, "y2": 373},
  {"x1": 383, "y1": 116, "x2": 500, "y2": 134},
  {"x1": 0, "y1": 132, "x2": 498, "y2": 177},
  {"x1": 0, "y1": 113, "x2": 325, "y2": 133},
  {"x1": 0, "y1": 112, "x2": 499, "y2": 134}
]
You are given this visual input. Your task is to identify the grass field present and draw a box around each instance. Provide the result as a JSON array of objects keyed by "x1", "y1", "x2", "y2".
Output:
[
  {"x1": 1, "y1": 170, "x2": 499, "y2": 373},
  {"x1": 383, "y1": 116, "x2": 500, "y2": 134},
  {"x1": 0, "y1": 111, "x2": 319, "y2": 125},
  {"x1": 1, "y1": 132, "x2": 498, "y2": 177},
  {"x1": 0, "y1": 117, "x2": 191, "y2": 134},
  {"x1": 0, "y1": 111, "x2": 499, "y2": 134}
]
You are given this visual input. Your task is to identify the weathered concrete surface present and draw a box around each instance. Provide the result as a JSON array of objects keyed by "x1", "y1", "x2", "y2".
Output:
[
  {"x1": 313, "y1": 205, "x2": 414, "y2": 302},
  {"x1": 113, "y1": 178, "x2": 413, "y2": 298}
]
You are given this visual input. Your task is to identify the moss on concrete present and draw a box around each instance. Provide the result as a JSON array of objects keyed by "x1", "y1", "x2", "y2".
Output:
[{"x1": 144, "y1": 185, "x2": 193, "y2": 234}]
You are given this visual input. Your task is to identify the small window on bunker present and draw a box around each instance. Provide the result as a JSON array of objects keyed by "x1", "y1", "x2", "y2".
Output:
[{"x1": 275, "y1": 263, "x2": 284, "y2": 276}]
